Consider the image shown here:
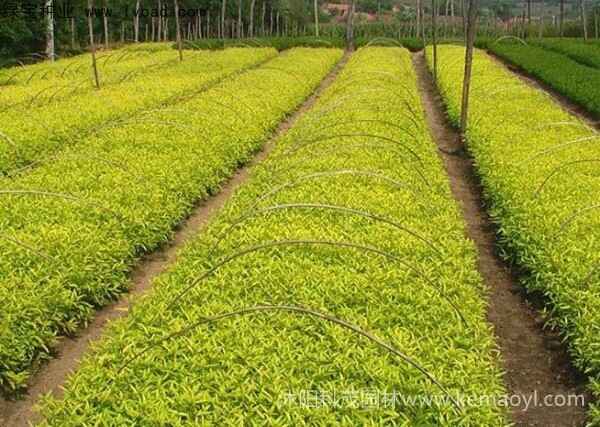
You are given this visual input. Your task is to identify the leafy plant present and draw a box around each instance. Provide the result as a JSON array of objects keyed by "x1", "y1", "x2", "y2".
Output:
[
  {"x1": 0, "y1": 46, "x2": 278, "y2": 175},
  {"x1": 486, "y1": 42, "x2": 600, "y2": 117},
  {"x1": 39, "y1": 47, "x2": 508, "y2": 426},
  {"x1": 0, "y1": 47, "x2": 342, "y2": 396},
  {"x1": 428, "y1": 45, "x2": 600, "y2": 423}
]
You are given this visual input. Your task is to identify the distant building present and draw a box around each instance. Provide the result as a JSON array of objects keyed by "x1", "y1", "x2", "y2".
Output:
[{"x1": 322, "y1": 3, "x2": 350, "y2": 21}]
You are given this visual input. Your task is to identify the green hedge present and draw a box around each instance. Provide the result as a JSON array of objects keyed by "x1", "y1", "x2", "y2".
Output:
[
  {"x1": 0, "y1": 48, "x2": 276, "y2": 175},
  {"x1": 531, "y1": 38, "x2": 600, "y2": 70},
  {"x1": 486, "y1": 42, "x2": 600, "y2": 117},
  {"x1": 429, "y1": 45, "x2": 600, "y2": 423}
]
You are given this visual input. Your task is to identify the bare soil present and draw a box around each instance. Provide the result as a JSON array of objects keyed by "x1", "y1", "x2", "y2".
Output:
[
  {"x1": 0, "y1": 50, "x2": 351, "y2": 427},
  {"x1": 413, "y1": 50, "x2": 590, "y2": 427}
]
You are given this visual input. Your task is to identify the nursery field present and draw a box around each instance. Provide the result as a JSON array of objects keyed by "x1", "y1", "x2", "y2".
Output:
[
  {"x1": 428, "y1": 45, "x2": 600, "y2": 423},
  {"x1": 0, "y1": 41, "x2": 598, "y2": 426},
  {"x1": 38, "y1": 47, "x2": 508, "y2": 425},
  {"x1": 531, "y1": 38, "x2": 600, "y2": 70},
  {"x1": 0, "y1": 46, "x2": 341, "y2": 395},
  {"x1": 0, "y1": 46, "x2": 278, "y2": 174},
  {"x1": 486, "y1": 41, "x2": 600, "y2": 117}
]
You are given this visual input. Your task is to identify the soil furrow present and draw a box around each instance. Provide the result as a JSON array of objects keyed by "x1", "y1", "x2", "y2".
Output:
[
  {"x1": 0, "y1": 50, "x2": 351, "y2": 427},
  {"x1": 412, "y1": 50, "x2": 590, "y2": 427}
]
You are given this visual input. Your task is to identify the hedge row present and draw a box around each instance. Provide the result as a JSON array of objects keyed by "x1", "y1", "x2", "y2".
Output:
[
  {"x1": 532, "y1": 38, "x2": 600, "y2": 70},
  {"x1": 0, "y1": 48, "x2": 342, "y2": 395},
  {"x1": 429, "y1": 45, "x2": 600, "y2": 422},
  {"x1": 40, "y1": 47, "x2": 507, "y2": 425},
  {"x1": 0, "y1": 47, "x2": 182, "y2": 109},
  {"x1": 0, "y1": 47, "x2": 277, "y2": 174},
  {"x1": 486, "y1": 42, "x2": 600, "y2": 118},
  {"x1": 181, "y1": 36, "x2": 425, "y2": 51}
]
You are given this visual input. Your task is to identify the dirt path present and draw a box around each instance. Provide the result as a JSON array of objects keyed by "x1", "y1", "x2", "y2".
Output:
[
  {"x1": 486, "y1": 50, "x2": 600, "y2": 131},
  {"x1": 0, "y1": 50, "x2": 351, "y2": 427},
  {"x1": 412, "y1": 51, "x2": 590, "y2": 427}
]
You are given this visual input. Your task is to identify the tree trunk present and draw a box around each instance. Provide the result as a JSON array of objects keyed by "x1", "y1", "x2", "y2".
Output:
[
  {"x1": 420, "y1": 0, "x2": 426, "y2": 41},
  {"x1": 459, "y1": 0, "x2": 479, "y2": 138},
  {"x1": 270, "y1": 7, "x2": 274, "y2": 35},
  {"x1": 249, "y1": 0, "x2": 256, "y2": 37},
  {"x1": 559, "y1": 0, "x2": 564, "y2": 37},
  {"x1": 174, "y1": 0, "x2": 183, "y2": 59},
  {"x1": 461, "y1": 0, "x2": 467, "y2": 40},
  {"x1": 158, "y1": 0, "x2": 162, "y2": 41},
  {"x1": 103, "y1": 0, "x2": 110, "y2": 48},
  {"x1": 581, "y1": 0, "x2": 588, "y2": 40},
  {"x1": 432, "y1": 0, "x2": 438, "y2": 82},
  {"x1": 45, "y1": 0, "x2": 55, "y2": 61},
  {"x1": 222, "y1": 0, "x2": 227, "y2": 38},
  {"x1": 345, "y1": 0, "x2": 355, "y2": 50},
  {"x1": 134, "y1": 0, "x2": 141, "y2": 42},
  {"x1": 527, "y1": 0, "x2": 531, "y2": 24},
  {"x1": 314, "y1": 0, "x2": 320, "y2": 36},
  {"x1": 237, "y1": 0, "x2": 243, "y2": 38},
  {"x1": 416, "y1": 0, "x2": 421, "y2": 40},
  {"x1": 71, "y1": 17, "x2": 76, "y2": 49},
  {"x1": 539, "y1": 0, "x2": 544, "y2": 37},
  {"x1": 261, "y1": 1, "x2": 266, "y2": 35},
  {"x1": 450, "y1": 0, "x2": 455, "y2": 35},
  {"x1": 87, "y1": 0, "x2": 100, "y2": 89}
]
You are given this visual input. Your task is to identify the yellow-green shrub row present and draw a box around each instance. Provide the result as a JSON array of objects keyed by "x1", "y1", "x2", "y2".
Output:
[
  {"x1": 0, "y1": 42, "x2": 173, "y2": 87},
  {"x1": 0, "y1": 47, "x2": 277, "y2": 175},
  {"x1": 0, "y1": 48, "x2": 182, "y2": 110},
  {"x1": 40, "y1": 48, "x2": 508, "y2": 425},
  {"x1": 0, "y1": 48, "x2": 342, "y2": 395},
  {"x1": 428, "y1": 45, "x2": 600, "y2": 422}
]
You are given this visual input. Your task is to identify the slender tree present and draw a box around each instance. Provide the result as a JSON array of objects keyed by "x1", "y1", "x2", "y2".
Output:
[
  {"x1": 71, "y1": 17, "x2": 77, "y2": 49},
  {"x1": 45, "y1": 0, "x2": 55, "y2": 61},
  {"x1": 416, "y1": 0, "x2": 421, "y2": 40},
  {"x1": 581, "y1": 0, "x2": 589, "y2": 40},
  {"x1": 222, "y1": 0, "x2": 227, "y2": 38},
  {"x1": 134, "y1": 0, "x2": 141, "y2": 42},
  {"x1": 539, "y1": 0, "x2": 544, "y2": 37},
  {"x1": 559, "y1": 0, "x2": 564, "y2": 36},
  {"x1": 459, "y1": 0, "x2": 479, "y2": 138},
  {"x1": 249, "y1": 0, "x2": 257, "y2": 36},
  {"x1": 158, "y1": 0, "x2": 163, "y2": 41},
  {"x1": 237, "y1": 0, "x2": 243, "y2": 38},
  {"x1": 261, "y1": 1, "x2": 266, "y2": 35},
  {"x1": 103, "y1": 0, "x2": 110, "y2": 48},
  {"x1": 432, "y1": 0, "x2": 438, "y2": 82},
  {"x1": 314, "y1": 0, "x2": 320, "y2": 36},
  {"x1": 345, "y1": 0, "x2": 355, "y2": 50},
  {"x1": 174, "y1": 0, "x2": 183, "y2": 60},
  {"x1": 87, "y1": 0, "x2": 100, "y2": 89}
]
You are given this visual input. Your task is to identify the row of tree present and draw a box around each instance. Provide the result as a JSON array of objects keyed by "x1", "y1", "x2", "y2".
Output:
[{"x1": 1, "y1": 0, "x2": 598, "y2": 64}]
